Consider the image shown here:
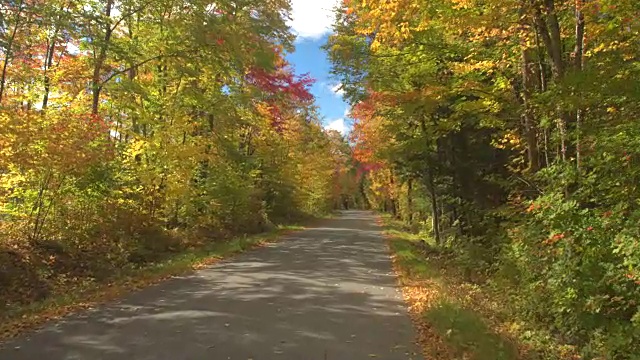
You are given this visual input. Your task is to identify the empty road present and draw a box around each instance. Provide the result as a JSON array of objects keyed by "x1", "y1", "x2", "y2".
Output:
[{"x1": 0, "y1": 211, "x2": 420, "y2": 359}]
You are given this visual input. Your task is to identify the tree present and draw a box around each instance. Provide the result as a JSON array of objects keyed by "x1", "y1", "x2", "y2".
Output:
[
  {"x1": 0, "y1": 0, "x2": 341, "y2": 311},
  {"x1": 326, "y1": 0, "x2": 640, "y2": 357}
]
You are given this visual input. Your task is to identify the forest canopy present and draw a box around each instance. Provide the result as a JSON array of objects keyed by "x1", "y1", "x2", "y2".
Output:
[
  {"x1": 326, "y1": 0, "x2": 640, "y2": 358},
  {"x1": 0, "y1": 0, "x2": 353, "y2": 312}
]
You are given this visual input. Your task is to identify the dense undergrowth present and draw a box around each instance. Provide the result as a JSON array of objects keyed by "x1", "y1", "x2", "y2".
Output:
[
  {"x1": 383, "y1": 215, "x2": 586, "y2": 360},
  {"x1": 327, "y1": 1, "x2": 640, "y2": 358}
]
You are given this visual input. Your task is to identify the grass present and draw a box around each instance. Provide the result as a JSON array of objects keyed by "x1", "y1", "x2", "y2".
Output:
[
  {"x1": 425, "y1": 301, "x2": 517, "y2": 360},
  {"x1": 380, "y1": 215, "x2": 524, "y2": 360},
  {"x1": 0, "y1": 222, "x2": 309, "y2": 341},
  {"x1": 381, "y1": 215, "x2": 586, "y2": 360}
]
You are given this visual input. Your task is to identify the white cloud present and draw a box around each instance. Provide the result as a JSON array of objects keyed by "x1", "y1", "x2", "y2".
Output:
[
  {"x1": 325, "y1": 118, "x2": 346, "y2": 135},
  {"x1": 289, "y1": 0, "x2": 340, "y2": 40},
  {"x1": 330, "y1": 83, "x2": 345, "y2": 97}
]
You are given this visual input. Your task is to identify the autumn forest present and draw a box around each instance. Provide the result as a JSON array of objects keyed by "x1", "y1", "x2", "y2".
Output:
[
  {"x1": 327, "y1": 0, "x2": 639, "y2": 358},
  {"x1": 1, "y1": 0, "x2": 640, "y2": 358},
  {"x1": 1, "y1": 0, "x2": 351, "y2": 323}
]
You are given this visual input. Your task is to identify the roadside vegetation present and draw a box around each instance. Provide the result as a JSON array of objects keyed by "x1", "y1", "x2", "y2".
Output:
[
  {"x1": 0, "y1": 224, "x2": 305, "y2": 339},
  {"x1": 383, "y1": 216, "x2": 581, "y2": 359},
  {"x1": 327, "y1": 1, "x2": 640, "y2": 358}
]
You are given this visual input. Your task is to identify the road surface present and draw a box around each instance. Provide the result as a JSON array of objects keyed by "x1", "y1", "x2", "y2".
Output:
[{"x1": 0, "y1": 211, "x2": 421, "y2": 359}]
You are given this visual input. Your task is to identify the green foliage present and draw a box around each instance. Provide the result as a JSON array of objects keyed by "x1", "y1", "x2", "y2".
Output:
[
  {"x1": 425, "y1": 301, "x2": 518, "y2": 360},
  {"x1": 329, "y1": 0, "x2": 640, "y2": 357},
  {"x1": 0, "y1": 0, "x2": 343, "y2": 313}
]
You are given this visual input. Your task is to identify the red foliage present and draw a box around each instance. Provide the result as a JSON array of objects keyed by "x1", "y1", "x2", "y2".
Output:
[
  {"x1": 246, "y1": 67, "x2": 314, "y2": 103},
  {"x1": 245, "y1": 55, "x2": 315, "y2": 129},
  {"x1": 349, "y1": 96, "x2": 381, "y2": 165},
  {"x1": 347, "y1": 94, "x2": 389, "y2": 180}
]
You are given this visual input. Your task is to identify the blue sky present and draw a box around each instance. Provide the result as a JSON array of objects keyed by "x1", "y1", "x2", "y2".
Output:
[{"x1": 285, "y1": 0, "x2": 351, "y2": 135}]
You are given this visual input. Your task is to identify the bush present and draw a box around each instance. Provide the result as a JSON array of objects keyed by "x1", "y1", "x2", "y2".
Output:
[{"x1": 503, "y1": 190, "x2": 640, "y2": 358}]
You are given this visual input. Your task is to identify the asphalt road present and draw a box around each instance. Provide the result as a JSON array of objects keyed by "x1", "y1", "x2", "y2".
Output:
[{"x1": 0, "y1": 211, "x2": 421, "y2": 360}]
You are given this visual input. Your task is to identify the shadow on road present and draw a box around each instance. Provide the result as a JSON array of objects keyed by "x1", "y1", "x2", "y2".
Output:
[{"x1": 1, "y1": 211, "x2": 420, "y2": 360}]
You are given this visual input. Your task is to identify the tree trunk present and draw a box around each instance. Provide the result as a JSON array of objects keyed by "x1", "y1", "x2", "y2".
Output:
[
  {"x1": 535, "y1": 1, "x2": 572, "y2": 162},
  {"x1": 519, "y1": 2, "x2": 540, "y2": 172},
  {"x1": 426, "y1": 171, "x2": 441, "y2": 245},
  {"x1": 127, "y1": 13, "x2": 139, "y2": 137},
  {"x1": 92, "y1": 0, "x2": 114, "y2": 114},
  {"x1": 359, "y1": 176, "x2": 370, "y2": 210},
  {"x1": 574, "y1": 0, "x2": 585, "y2": 170},
  {"x1": 543, "y1": 127, "x2": 550, "y2": 166},
  {"x1": 521, "y1": 47, "x2": 540, "y2": 172},
  {"x1": 541, "y1": 0, "x2": 564, "y2": 79},
  {"x1": 389, "y1": 172, "x2": 399, "y2": 218},
  {"x1": 42, "y1": 30, "x2": 59, "y2": 110},
  {"x1": 0, "y1": 0, "x2": 25, "y2": 104},
  {"x1": 406, "y1": 178, "x2": 413, "y2": 224},
  {"x1": 534, "y1": 24, "x2": 548, "y2": 93}
]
